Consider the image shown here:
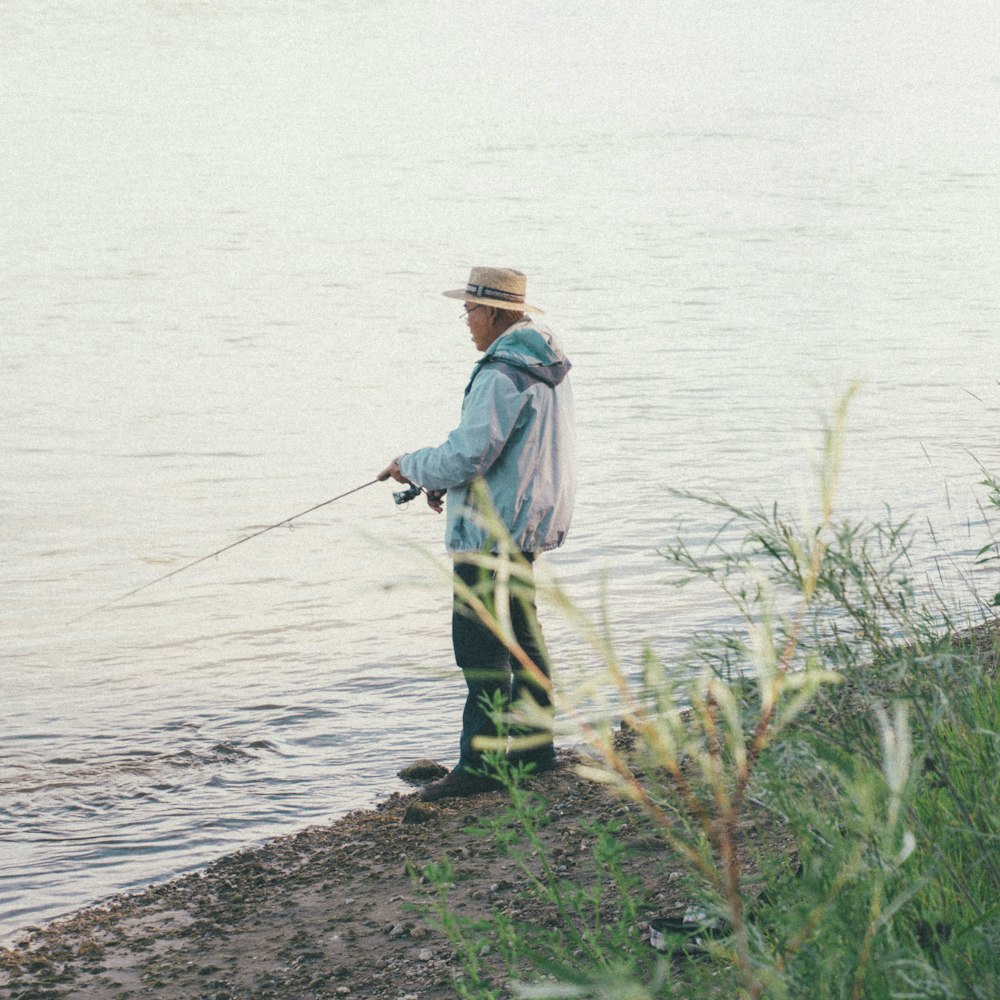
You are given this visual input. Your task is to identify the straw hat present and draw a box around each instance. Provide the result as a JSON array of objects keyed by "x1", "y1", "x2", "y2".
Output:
[{"x1": 442, "y1": 266, "x2": 543, "y2": 314}]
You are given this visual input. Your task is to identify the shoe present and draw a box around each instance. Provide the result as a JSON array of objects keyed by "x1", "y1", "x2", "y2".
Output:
[
  {"x1": 506, "y1": 747, "x2": 559, "y2": 775},
  {"x1": 418, "y1": 768, "x2": 503, "y2": 802}
]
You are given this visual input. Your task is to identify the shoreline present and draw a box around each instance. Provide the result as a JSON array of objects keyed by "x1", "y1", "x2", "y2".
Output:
[
  {"x1": 7, "y1": 623, "x2": 993, "y2": 998},
  {"x1": 0, "y1": 782, "x2": 403, "y2": 950},
  {"x1": 0, "y1": 734, "x2": 776, "y2": 999}
]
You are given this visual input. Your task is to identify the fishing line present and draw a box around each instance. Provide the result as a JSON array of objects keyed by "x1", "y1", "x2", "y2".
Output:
[{"x1": 74, "y1": 478, "x2": 395, "y2": 621}]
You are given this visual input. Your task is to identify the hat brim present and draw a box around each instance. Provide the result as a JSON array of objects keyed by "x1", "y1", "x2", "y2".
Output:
[{"x1": 442, "y1": 288, "x2": 543, "y2": 314}]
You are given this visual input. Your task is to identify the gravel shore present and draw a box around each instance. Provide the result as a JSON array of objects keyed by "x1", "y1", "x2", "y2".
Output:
[{"x1": 1, "y1": 730, "x2": 781, "y2": 999}]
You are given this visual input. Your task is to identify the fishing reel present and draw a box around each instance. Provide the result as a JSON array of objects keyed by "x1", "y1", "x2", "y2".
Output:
[{"x1": 392, "y1": 483, "x2": 424, "y2": 505}]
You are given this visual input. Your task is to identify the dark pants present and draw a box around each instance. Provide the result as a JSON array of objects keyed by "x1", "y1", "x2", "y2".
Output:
[{"x1": 452, "y1": 554, "x2": 552, "y2": 772}]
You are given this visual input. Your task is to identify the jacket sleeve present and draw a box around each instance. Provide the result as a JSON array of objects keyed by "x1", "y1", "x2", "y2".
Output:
[{"x1": 398, "y1": 368, "x2": 527, "y2": 490}]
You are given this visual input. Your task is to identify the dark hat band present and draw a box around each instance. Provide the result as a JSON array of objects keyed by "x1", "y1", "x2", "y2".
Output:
[{"x1": 466, "y1": 283, "x2": 525, "y2": 304}]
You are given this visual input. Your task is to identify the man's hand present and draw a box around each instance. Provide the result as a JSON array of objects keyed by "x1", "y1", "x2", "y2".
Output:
[
  {"x1": 426, "y1": 488, "x2": 446, "y2": 514},
  {"x1": 378, "y1": 458, "x2": 443, "y2": 512},
  {"x1": 377, "y1": 458, "x2": 409, "y2": 484}
]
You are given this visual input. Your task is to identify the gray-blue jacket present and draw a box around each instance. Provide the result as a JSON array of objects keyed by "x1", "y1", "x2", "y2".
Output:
[{"x1": 399, "y1": 318, "x2": 576, "y2": 553}]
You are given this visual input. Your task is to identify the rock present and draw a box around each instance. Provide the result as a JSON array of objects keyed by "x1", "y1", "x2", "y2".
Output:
[
  {"x1": 402, "y1": 802, "x2": 437, "y2": 825},
  {"x1": 397, "y1": 759, "x2": 448, "y2": 783},
  {"x1": 626, "y1": 835, "x2": 664, "y2": 852}
]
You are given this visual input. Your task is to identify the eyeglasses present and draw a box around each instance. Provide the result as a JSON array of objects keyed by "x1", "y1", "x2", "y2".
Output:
[{"x1": 461, "y1": 304, "x2": 483, "y2": 324}]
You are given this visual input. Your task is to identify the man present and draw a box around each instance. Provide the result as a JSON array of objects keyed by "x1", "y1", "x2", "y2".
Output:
[{"x1": 378, "y1": 266, "x2": 576, "y2": 801}]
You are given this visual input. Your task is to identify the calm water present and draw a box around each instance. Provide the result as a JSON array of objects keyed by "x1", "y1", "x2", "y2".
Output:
[{"x1": 2, "y1": 0, "x2": 998, "y2": 938}]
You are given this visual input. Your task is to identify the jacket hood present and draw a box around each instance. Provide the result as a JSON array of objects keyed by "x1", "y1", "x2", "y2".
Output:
[{"x1": 484, "y1": 319, "x2": 571, "y2": 387}]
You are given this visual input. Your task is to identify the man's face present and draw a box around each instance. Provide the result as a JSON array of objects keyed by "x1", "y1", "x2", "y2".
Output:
[{"x1": 465, "y1": 303, "x2": 493, "y2": 352}]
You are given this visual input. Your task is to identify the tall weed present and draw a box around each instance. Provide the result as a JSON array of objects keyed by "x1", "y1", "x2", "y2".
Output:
[{"x1": 419, "y1": 393, "x2": 999, "y2": 998}]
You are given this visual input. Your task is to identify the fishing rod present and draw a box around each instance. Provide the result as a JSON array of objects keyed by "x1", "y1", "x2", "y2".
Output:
[{"x1": 75, "y1": 478, "x2": 426, "y2": 621}]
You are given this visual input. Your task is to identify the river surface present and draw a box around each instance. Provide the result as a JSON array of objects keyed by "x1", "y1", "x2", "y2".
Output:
[{"x1": 2, "y1": 0, "x2": 998, "y2": 938}]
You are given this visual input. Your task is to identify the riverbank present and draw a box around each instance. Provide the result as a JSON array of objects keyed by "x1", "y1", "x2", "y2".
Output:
[
  {"x1": 3, "y1": 621, "x2": 995, "y2": 1000},
  {"x1": 0, "y1": 727, "x2": 787, "y2": 1000}
]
